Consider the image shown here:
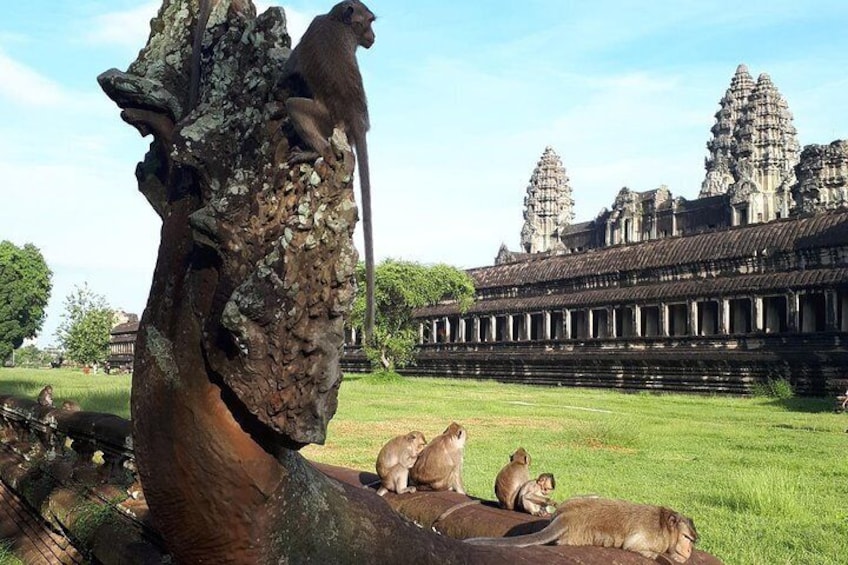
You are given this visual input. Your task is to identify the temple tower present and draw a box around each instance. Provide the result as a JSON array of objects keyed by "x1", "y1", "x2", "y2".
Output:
[
  {"x1": 701, "y1": 64, "x2": 755, "y2": 198},
  {"x1": 701, "y1": 65, "x2": 800, "y2": 224},
  {"x1": 521, "y1": 146, "x2": 574, "y2": 253}
]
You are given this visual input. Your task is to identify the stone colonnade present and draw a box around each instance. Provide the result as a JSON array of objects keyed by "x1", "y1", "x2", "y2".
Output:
[{"x1": 408, "y1": 288, "x2": 847, "y2": 345}]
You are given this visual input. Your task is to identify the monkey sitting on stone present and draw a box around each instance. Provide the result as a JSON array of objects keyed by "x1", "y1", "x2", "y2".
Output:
[
  {"x1": 494, "y1": 447, "x2": 531, "y2": 510},
  {"x1": 375, "y1": 431, "x2": 427, "y2": 496},
  {"x1": 280, "y1": 0, "x2": 378, "y2": 345},
  {"x1": 410, "y1": 422, "x2": 467, "y2": 494},
  {"x1": 466, "y1": 496, "x2": 698, "y2": 563},
  {"x1": 37, "y1": 385, "x2": 54, "y2": 407},
  {"x1": 516, "y1": 473, "x2": 557, "y2": 517}
]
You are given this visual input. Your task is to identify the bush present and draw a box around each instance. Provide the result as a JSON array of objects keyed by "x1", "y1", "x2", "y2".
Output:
[{"x1": 751, "y1": 377, "x2": 794, "y2": 400}]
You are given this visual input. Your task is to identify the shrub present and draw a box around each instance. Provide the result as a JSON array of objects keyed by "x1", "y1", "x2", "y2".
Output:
[{"x1": 751, "y1": 377, "x2": 794, "y2": 400}]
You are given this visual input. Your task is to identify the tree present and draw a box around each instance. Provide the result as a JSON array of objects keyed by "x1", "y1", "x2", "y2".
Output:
[
  {"x1": 0, "y1": 241, "x2": 52, "y2": 364},
  {"x1": 55, "y1": 283, "x2": 115, "y2": 367},
  {"x1": 12, "y1": 344, "x2": 53, "y2": 368},
  {"x1": 350, "y1": 260, "x2": 475, "y2": 372}
]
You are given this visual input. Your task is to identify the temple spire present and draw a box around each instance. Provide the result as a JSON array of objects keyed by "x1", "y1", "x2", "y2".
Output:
[{"x1": 521, "y1": 146, "x2": 574, "y2": 253}]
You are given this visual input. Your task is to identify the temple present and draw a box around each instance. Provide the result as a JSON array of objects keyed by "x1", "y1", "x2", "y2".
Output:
[{"x1": 349, "y1": 65, "x2": 848, "y2": 395}]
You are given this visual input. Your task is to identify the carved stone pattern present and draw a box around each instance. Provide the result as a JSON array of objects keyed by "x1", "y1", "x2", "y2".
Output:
[
  {"x1": 520, "y1": 146, "x2": 574, "y2": 253},
  {"x1": 793, "y1": 140, "x2": 848, "y2": 214},
  {"x1": 701, "y1": 64, "x2": 755, "y2": 197}
]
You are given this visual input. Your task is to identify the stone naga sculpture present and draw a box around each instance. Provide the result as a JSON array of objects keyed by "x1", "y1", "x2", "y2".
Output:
[{"x1": 97, "y1": 2, "x2": 723, "y2": 564}]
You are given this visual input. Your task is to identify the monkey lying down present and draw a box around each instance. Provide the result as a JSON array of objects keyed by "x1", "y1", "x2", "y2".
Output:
[{"x1": 465, "y1": 496, "x2": 698, "y2": 563}]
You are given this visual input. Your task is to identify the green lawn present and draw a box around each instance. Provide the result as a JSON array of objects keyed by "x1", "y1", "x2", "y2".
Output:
[
  {"x1": 0, "y1": 367, "x2": 131, "y2": 418},
  {"x1": 1, "y1": 368, "x2": 846, "y2": 564}
]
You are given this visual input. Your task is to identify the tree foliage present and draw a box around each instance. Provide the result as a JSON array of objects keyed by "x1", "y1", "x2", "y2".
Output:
[
  {"x1": 55, "y1": 283, "x2": 115, "y2": 366},
  {"x1": 350, "y1": 260, "x2": 475, "y2": 372},
  {"x1": 0, "y1": 241, "x2": 52, "y2": 363}
]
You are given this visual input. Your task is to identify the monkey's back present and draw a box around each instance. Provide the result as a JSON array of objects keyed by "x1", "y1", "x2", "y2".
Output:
[{"x1": 556, "y1": 498, "x2": 670, "y2": 553}]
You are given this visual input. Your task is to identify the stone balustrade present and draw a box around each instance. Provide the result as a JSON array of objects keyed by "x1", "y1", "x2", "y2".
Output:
[{"x1": 0, "y1": 395, "x2": 167, "y2": 564}]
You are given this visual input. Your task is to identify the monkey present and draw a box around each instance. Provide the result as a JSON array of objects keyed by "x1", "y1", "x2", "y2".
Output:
[
  {"x1": 494, "y1": 447, "x2": 531, "y2": 510},
  {"x1": 60, "y1": 400, "x2": 82, "y2": 412},
  {"x1": 516, "y1": 473, "x2": 557, "y2": 517},
  {"x1": 280, "y1": 0, "x2": 377, "y2": 344},
  {"x1": 37, "y1": 385, "x2": 54, "y2": 407},
  {"x1": 465, "y1": 497, "x2": 699, "y2": 563},
  {"x1": 375, "y1": 431, "x2": 427, "y2": 496},
  {"x1": 409, "y1": 422, "x2": 467, "y2": 494}
]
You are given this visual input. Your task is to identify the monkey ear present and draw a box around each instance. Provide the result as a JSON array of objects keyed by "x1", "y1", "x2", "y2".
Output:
[
  {"x1": 666, "y1": 511, "x2": 679, "y2": 527},
  {"x1": 341, "y1": 5, "x2": 355, "y2": 24}
]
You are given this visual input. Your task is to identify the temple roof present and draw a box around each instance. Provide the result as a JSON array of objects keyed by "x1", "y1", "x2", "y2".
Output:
[
  {"x1": 418, "y1": 267, "x2": 848, "y2": 317},
  {"x1": 469, "y1": 208, "x2": 848, "y2": 290}
]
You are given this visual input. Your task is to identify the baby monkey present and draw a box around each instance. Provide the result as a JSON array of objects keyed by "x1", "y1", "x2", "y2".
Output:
[
  {"x1": 516, "y1": 473, "x2": 557, "y2": 517},
  {"x1": 37, "y1": 385, "x2": 54, "y2": 407},
  {"x1": 375, "y1": 431, "x2": 426, "y2": 496}
]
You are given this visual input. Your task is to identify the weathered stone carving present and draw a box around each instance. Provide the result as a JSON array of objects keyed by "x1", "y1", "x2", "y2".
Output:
[
  {"x1": 701, "y1": 64, "x2": 755, "y2": 198},
  {"x1": 793, "y1": 140, "x2": 848, "y2": 214},
  {"x1": 96, "y1": 2, "x2": 726, "y2": 563},
  {"x1": 703, "y1": 65, "x2": 800, "y2": 223},
  {"x1": 521, "y1": 146, "x2": 574, "y2": 253}
]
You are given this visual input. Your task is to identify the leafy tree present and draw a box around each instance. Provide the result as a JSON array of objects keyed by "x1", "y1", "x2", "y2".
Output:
[
  {"x1": 350, "y1": 260, "x2": 475, "y2": 372},
  {"x1": 0, "y1": 241, "x2": 52, "y2": 364},
  {"x1": 55, "y1": 283, "x2": 116, "y2": 367},
  {"x1": 12, "y1": 344, "x2": 53, "y2": 368}
]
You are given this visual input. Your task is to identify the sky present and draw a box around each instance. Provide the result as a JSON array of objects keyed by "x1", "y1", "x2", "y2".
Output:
[{"x1": 1, "y1": 0, "x2": 847, "y2": 347}]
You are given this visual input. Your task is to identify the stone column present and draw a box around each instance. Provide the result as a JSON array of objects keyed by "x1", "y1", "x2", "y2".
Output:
[
  {"x1": 543, "y1": 311, "x2": 552, "y2": 341},
  {"x1": 753, "y1": 297, "x2": 764, "y2": 332},
  {"x1": 689, "y1": 301, "x2": 698, "y2": 336},
  {"x1": 720, "y1": 299, "x2": 730, "y2": 334},
  {"x1": 489, "y1": 315, "x2": 496, "y2": 342},
  {"x1": 444, "y1": 317, "x2": 452, "y2": 343},
  {"x1": 660, "y1": 303, "x2": 669, "y2": 337},
  {"x1": 825, "y1": 289, "x2": 838, "y2": 331},
  {"x1": 458, "y1": 319, "x2": 466, "y2": 343},
  {"x1": 473, "y1": 317, "x2": 481, "y2": 343},
  {"x1": 506, "y1": 315, "x2": 514, "y2": 342},
  {"x1": 587, "y1": 309, "x2": 595, "y2": 339},
  {"x1": 633, "y1": 306, "x2": 642, "y2": 337},
  {"x1": 350, "y1": 327, "x2": 357, "y2": 346},
  {"x1": 524, "y1": 313, "x2": 532, "y2": 341},
  {"x1": 788, "y1": 292, "x2": 799, "y2": 332},
  {"x1": 431, "y1": 320, "x2": 438, "y2": 344},
  {"x1": 564, "y1": 310, "x2": 572, "y2": 339}
]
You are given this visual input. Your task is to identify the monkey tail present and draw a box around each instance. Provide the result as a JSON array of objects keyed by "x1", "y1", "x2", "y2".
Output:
[
  {"x1": 354, "y1": 130, "x2": 375, "y2": 345},
  {"x1": 189, "y1": 0, "x2": 212, "y2": 111},
  {"x1": 464, "y1": 515, "x2": 565, "y2": 547}
]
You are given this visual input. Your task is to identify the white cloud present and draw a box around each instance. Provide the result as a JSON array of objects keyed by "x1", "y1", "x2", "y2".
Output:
[
  {"x1": 0, "y1": 48, "x2": 67, "y2": 107},
  {"x1": 85, "y1": 2, "x2": 159, "y2": 49}
]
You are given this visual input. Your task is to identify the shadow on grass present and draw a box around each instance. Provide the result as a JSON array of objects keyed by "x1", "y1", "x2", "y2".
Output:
[{"x1": 763, "y1": 396, "x2": 836, "y2": 414}]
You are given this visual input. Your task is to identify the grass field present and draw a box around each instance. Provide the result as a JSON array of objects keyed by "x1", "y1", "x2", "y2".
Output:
[{"x1": 1, "y1": 368, "x2": 846, "y2": 564}]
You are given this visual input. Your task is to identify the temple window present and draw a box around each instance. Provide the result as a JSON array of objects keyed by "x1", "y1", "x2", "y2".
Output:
[
  {"x1": 799, "y1": 293, "x2": 826, "y2": 333},
  {"x1": 764, "y1": 296, "x2": 789, "y2": 333},
  {"x1": 729, "y1": 298, "x2": 753, "y2": 334}
]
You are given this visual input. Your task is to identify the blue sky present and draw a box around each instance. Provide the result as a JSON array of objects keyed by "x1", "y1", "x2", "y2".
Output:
[{"x1": 1, "y1": 0, "x2": 847, "y2": 346}]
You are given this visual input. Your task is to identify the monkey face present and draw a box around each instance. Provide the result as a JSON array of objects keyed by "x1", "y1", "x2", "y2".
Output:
[
  {"x1": 338, "y1": 0, "x2": 376, "y2": 49},
  {"x1": 408, "y1": 431, "x2": 427, "y2": 456},
  {"x1": 667, "y1": 515, "x2": 698, "y2": 562}
]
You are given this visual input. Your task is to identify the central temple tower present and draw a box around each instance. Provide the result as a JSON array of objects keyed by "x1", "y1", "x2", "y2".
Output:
[
  {"x1": 701, "y1": 64, "x2": 800, "y2": 224},
  {"x1": 520, "y1": 146, "x2": 574, "y2": 253}
]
